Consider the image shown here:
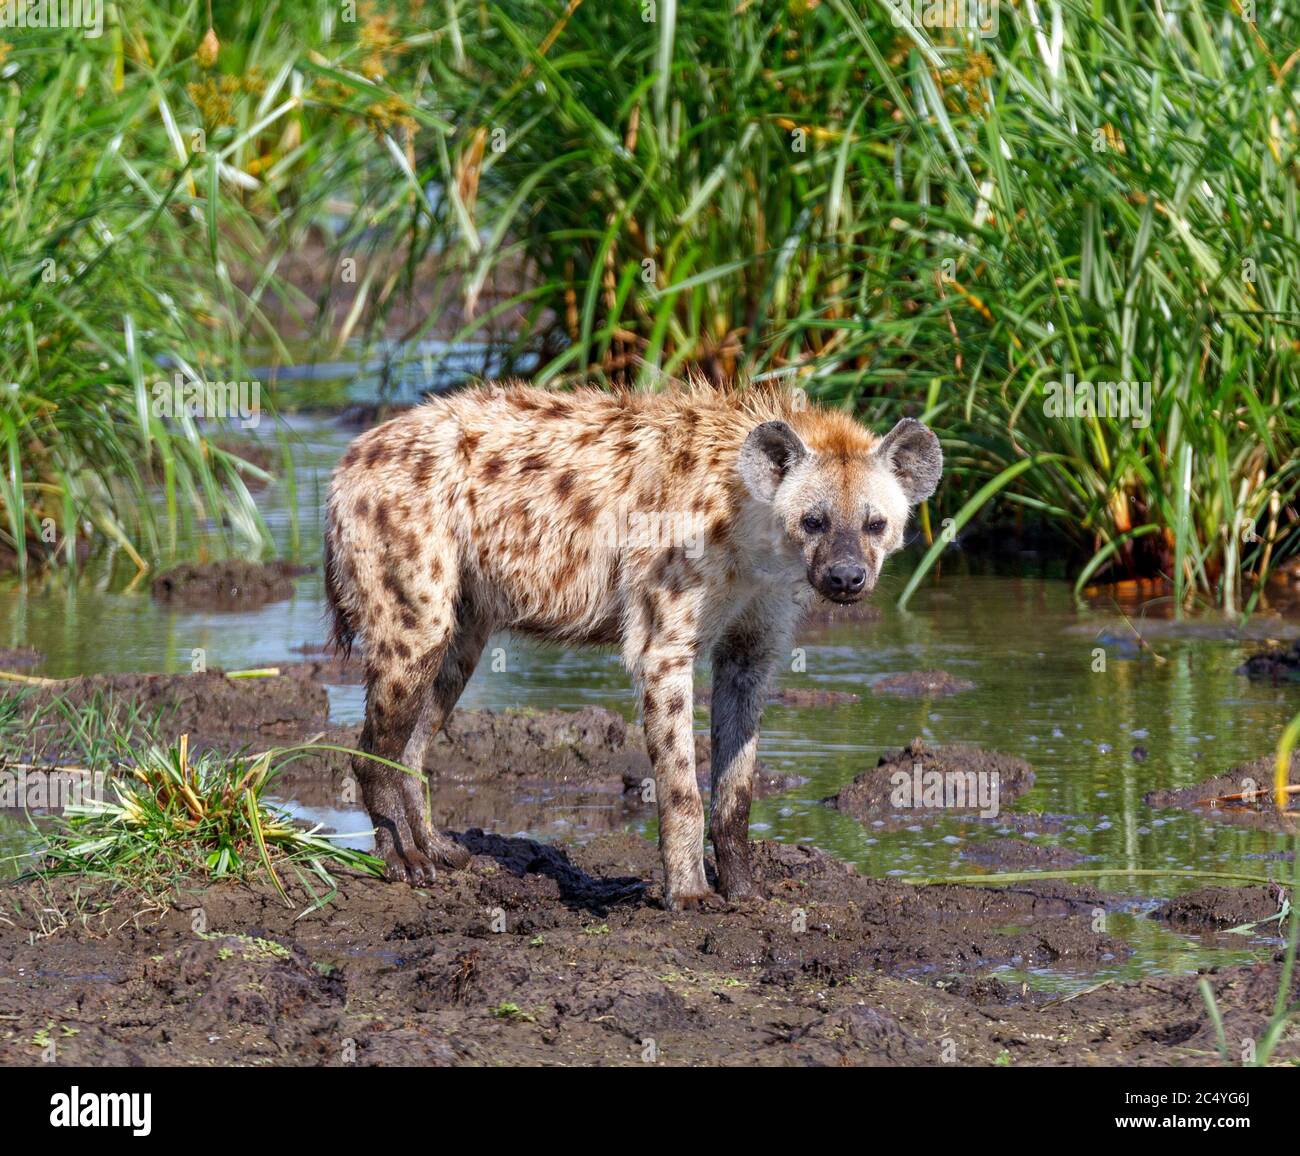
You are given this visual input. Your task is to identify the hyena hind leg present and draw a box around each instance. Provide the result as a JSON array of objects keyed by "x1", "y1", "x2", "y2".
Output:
[
  {"x1": 355, "y1": 591, "x2": 468, "y2": 884},
  {"x1": 395, "y1": 603, "x2": 492, "y2": 872}
]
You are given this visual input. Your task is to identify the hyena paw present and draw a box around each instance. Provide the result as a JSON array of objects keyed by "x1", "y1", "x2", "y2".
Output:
[
  {"x1": 380, "y1": 846, "x2": 439, "y2": 886},
  {"x1": 664, "y1": 887, "x2": 719, "y2": 913},
  {"x1": 415, "y1": 827, "x2": 472, "y2": 871}
]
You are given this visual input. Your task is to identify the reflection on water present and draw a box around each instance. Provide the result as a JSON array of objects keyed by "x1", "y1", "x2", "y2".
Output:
[{"x1": 1, "y1": 414, "x2": 1296, "y2": 984}]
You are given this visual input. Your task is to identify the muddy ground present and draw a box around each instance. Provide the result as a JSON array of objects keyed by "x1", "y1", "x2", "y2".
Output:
[
  {"x1": 1, "y1": 666, "x2": 1298, "y2": 1066},
  {"x1": 2, "y1": 837, "x2": 1295, "y2": 1067}
]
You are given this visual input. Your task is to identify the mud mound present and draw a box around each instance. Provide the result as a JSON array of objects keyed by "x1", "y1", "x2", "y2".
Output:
[
  {"x1": 872, "y1": 670, "x2": 975, "y2": 697},
  {"x1": 826, "y1": 738, "x2": 1035, "y2": 829},
  {"x1": 7, "y1": 831, "x2": 1289, "y2": 1067},
  {"x1": 958, "y1": 838, "x2": 1088, "y2": 871},
  {"x1": 151, "y1": 559, "x2": 312, "y2": 609},
  {"x1": 1143, "y1": 752, "x2": 1300, "y2": 832},
  {"x1": 1152, "y1": 886, "x2": 1284, "y2": 930},
  {"x1": 0, "y1": 646, "x2": 43, "y2": 669},
  {"x1": 695, "y1": 685, "x2": 859, "y2": 708},
  {"x1": 271, "y1": 708, "x2": 801, "y2": 821},
  {"x1": 1, "y1": 670, "x2": 329, "y2": 755},
  {"x1": 1237, "y1": 640, "x2": 1300, "y2": 683}
]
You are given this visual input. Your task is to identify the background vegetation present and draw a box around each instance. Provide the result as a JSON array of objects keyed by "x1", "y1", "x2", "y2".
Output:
[{"x1": 2, "y1": 1, "x2": 1298, "y2": 612}]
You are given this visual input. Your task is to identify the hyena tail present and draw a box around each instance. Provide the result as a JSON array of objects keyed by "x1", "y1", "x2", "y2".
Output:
[{"x1": 323, "y1": 529, "x2": 356, "y2": 659}]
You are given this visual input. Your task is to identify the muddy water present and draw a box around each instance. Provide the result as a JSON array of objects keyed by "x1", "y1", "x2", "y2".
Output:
[{"x1": 1, "y1": 414, "x2": 1296, "y2": 986}]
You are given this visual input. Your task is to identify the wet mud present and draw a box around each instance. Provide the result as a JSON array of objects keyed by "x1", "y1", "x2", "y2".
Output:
[
  {"x1": 1144, "y1": 752, "x2": 1300, "y2": 833},
  {"x1": 826, "y1": 738, "x2": 1036, "y2": 831},
  {"x1": 1237, "y1": 640, "x2": 1300, "y2": 683},
  {"x1": 2, "y1": 671, "x2": 1296, "y2": 1066},
  {"x1": 2, "y1": 834, "x2": 1295, "y2": 1066},
  {"x1": 151, "y1": 560, "x2": 313, "y2": 609},
  {"x1": 871, "y1": 670, "x2": 975, "y2": 697}
]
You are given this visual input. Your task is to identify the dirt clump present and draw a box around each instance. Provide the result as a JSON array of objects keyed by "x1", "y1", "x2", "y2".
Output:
[
  {"x1": 872, "y1": 670, "x2": 975, "y2": 697},
  {"x1": 1237, "y1": 640, "x2": 1300, "y2": 683},
  {"x1": 827, "y1": 738, "x2": 1036, "y2": 830},
  {"x1": 151, "y1": 560, "x2": 312, "y2": 609},
  {"x1": 1152, "y1": 886, "x2": 1285, "y2": 930},
  {"x1": 1144, "y1": 752, "x2": 1300, "y2": 833}
]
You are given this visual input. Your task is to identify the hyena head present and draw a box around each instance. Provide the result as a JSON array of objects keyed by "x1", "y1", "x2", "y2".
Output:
[{"x1": 739, "y1": 417, "x2": 942, "y2": 603}]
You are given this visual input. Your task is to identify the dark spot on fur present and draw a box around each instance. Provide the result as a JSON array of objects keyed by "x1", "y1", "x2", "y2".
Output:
[
  {"x1": 519, "y1": 452, "x2": 547, "y2": 473},
  {"x1": 572, "y1": 495, "x2": 598, "y2": 526},
  {"x1": 482, "y1": 453, "x2": 505, "y2": 481},
  {"x1": 554, "y1": 471, "x2": 576, "y2": 499},
  {"x1": 668, "y1": 691, "x2": 687, "y2": 716},
  {"x1": 412, "y1": 451, "x2": 436, "y2": 486}
]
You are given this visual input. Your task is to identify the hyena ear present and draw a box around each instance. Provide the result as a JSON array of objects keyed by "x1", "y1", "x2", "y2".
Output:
[
  {"x1": 739, "y1": 421, "x2": 809, "y2": 502},
  {"x1": 875, "y1": 418, "x2": 943, "y2": 504}
]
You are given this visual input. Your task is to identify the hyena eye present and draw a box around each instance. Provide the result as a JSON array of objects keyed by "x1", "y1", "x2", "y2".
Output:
[
  {"x1": 801, "y1": 512, "x2": 828, "y2": 534},
  {"x1": 864, "y1": 517, "x2": 887, "y2": 536}
]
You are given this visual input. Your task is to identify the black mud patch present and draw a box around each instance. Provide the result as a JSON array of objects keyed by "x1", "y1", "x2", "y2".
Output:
[
  {"x1": 1143, "y1": 752, "x2": 1300, "y2": 833},
  {"x1": 826, "y1": 738, "x2": 1036, "y2": 830},
  {"x1": 3, "y1": 833, "x2": 1291, "y2": 1066},
  {"x1": 151, "y1": 560, "x2": 312, "y2": 609},
  {"x1": 872, "y1": 670, "x2": 975, "y2": 697},
  {"x1": 1237, "y1": 640, "x2": 1300, "y2": 684}
]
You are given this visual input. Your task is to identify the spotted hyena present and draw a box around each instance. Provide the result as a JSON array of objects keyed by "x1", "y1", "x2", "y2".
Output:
[{"x1": 325, "y1": 383, "x2": 941, "y2": 909}]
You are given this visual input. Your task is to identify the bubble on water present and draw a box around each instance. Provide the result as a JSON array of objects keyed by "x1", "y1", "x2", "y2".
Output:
[
  {"x1": 1096, "y1": 790, "x2": 1109, "y2": 797},
  {"x1": 1096, "y1": 821, "x2": 1112, "y2": 830},
  {"x1": 906, "y1": 825, "x2": 924, "y2": 833},
  {"x1": 941, "y1": 835, "x2": 962, "y2": 844},
  {"x1": 1137, "y1": 826, "x2": 1151, "y2": 835},
  {"x1": 1023, "y1": 831, "x2": 1038, "y2": 839},
  {"x1": 1097, "y1": 743, "x2": 1113, "y2": 754},
  {"x1": 1052, "y1": 727, "x2": 1064, "y2": 738},
  {"x1": 1131, "y1": 728, "x2": 1149, "y2": 738}
]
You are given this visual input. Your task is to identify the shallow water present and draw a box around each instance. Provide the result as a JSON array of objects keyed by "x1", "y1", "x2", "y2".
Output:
[{"x1": 1, "y1": 413, "x2": 1296, "y2": 985}]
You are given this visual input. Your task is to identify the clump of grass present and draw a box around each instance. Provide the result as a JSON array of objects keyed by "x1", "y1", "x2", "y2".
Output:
[{"x1": 29, "y1": 734, "x2": 384, "y2": 912}]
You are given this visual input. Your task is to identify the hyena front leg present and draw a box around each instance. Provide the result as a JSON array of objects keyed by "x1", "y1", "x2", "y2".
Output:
[
  {"x1": 633, "y1": 592, "x2": 709, "y2": 910},
  {"x1": 709, "y1": 608, "x2": 783, "y2": 900}
]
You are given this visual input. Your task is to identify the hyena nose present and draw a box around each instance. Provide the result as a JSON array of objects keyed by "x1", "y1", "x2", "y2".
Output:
[{"x1": 826, "y1": 563, "x2": 867, "y2": 596}]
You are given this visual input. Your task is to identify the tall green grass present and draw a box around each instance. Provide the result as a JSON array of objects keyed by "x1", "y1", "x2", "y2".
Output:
[
  {"x1": 398, "y1": 0, "x2": 1300, "y2": 610},
  {"x1": 0, "y1": 2, "x2": 435, "y2": 575}
]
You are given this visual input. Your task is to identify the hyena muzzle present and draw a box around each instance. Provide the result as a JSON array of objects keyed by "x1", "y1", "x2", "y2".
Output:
[{"x1": 325, "y1": 383, "x2": 941, "y2": 909}]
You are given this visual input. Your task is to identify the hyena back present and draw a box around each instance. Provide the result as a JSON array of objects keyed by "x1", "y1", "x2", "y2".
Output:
[{"x1": 325, "y1": 382, "x2": 941, "y2": 908}]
